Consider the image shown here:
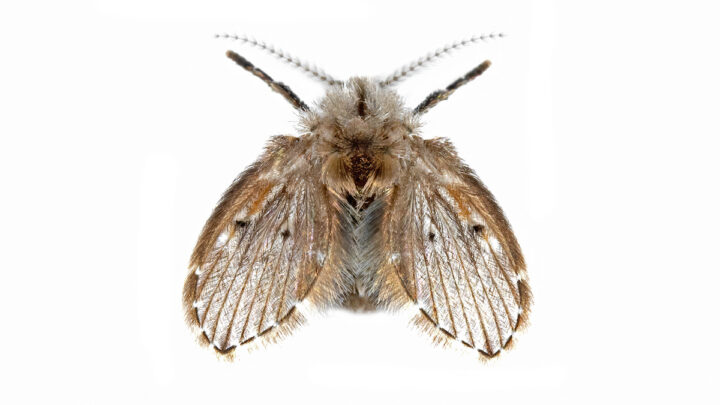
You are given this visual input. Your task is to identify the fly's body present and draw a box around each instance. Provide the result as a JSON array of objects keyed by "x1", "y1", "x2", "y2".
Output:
[{"x1": 183, "y1": 35, "x2": 531, "y2": 360}]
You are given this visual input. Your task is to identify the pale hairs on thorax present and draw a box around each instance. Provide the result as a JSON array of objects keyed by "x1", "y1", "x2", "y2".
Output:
[{"x1": 183, "y1": 32, "x2": 531, "y2": 361}]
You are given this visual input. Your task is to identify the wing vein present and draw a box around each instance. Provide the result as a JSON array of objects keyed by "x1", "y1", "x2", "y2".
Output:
[
  {"x1": 273, "y1": 181, "x2": 311, "y2": 320},
  {"x1": 214, "y1": 190, "x2": 286, "y2": 346},
  {"x1": 195, "y1": 231, "x2": 235, "y2": 298},
  {"x1": 199, "y1": 235, "x2": 244, "y2": 326},
  {"x1": 424, "y1": 190, "x2": 470, "y2": 341},
  {"x1": 230, "y1": 196, "x2": 290, "y2": 345},
  {"x1": 479, "y1": 237, "x2": 515, "y2": 332},
  {"x1": 407, "y1": 187, "x2": 419, "y2": 300},
  {"x1": 438, "y1": 202, "x2": 484, "y2": 348},
  {"x1": 414, "y1": 185, "x2": 439, "y2": 321},
  {"x1": 486, "y1": 238, "x2": 521, "y2": 310},
  {"x1": 434, "y1": 189, "x2": 499, "y2": 352},
  {"x1": 256, "y1": 236, "x2": 288, "y2": 334},
  {"x1": 472, "y1": 238, "x2": 507, "y2": 351}
]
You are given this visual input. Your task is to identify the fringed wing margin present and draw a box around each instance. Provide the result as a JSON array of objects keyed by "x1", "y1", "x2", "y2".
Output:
[
  {"x1": 374, "y1": 136, "x2": 531, "y2": 358},
  {"x1": 182, "y1": 135, "x2": 353, "y2": 356}
]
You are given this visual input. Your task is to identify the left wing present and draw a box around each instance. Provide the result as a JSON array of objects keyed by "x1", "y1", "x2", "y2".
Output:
[{"x1": 183, "y1": 135, "x2": 352, "y2": 353}]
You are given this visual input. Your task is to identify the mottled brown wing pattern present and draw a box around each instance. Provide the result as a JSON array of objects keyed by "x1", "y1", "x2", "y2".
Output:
[
  {"x1": 379, "y1": 137, "x2": 531, "y2": 357},
  {"x1": 183, "y1": 135, "x2": 351, "y2": 353}
]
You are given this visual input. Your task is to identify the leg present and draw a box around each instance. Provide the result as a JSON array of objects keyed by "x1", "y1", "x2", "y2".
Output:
[
  {"x1": 413, "y1": 60, "x2": 492, "y2": 115},
  {"x1": 225, "y1": 50, "x2": 310, "y2": 112}
]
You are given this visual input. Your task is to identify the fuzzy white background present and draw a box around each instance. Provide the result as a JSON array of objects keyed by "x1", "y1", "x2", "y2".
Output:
[{"x1": 1, "y1": 1, "x2": 718, "y2": 404}]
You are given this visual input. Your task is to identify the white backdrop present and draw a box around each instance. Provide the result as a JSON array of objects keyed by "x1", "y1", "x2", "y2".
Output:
[{"x1": 1, "y1": 1, "x2": 718, "y2": 404}]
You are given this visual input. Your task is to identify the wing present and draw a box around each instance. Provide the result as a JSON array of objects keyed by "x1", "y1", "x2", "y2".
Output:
[
  {"x1": 183, "y1": 135, "x2": 352, "y2": 354},
  {"x1": 376, "y1": 136, "x2": 531, "y2": 358}
]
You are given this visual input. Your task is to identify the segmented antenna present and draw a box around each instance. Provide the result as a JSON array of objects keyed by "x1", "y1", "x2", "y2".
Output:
[
  {"x1": 381, "y1": 33, "x2": 505, "y2": 86},
  {"x1": 216, "y1": 34, "x2": 341, "y2": 86}
]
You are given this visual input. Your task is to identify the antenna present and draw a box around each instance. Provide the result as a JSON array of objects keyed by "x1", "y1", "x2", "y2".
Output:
[
  {"x1": 413, "y1": 60, "x2": 492, "y2": 115},
  {"x1": 216, "y1": 34, "x2": 341, "y2": 86},
  {"x1": 381, "y1": 33, "x2": 504, "y2": 86}
]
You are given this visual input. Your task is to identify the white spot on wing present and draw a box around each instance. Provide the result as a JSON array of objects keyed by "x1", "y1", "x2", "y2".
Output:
[
  {"x1": 488, "y1": 235, "x2": 502, "y2": 251},
  {"x1": 316, "y1": 251, "x2": 326, "y2": 266},
  {"x1": 233, "y1": 209, "x2": 249, "y2": 222},
  {"x1": 390, "y1": 253, "x2": 400, "y2": 264}
]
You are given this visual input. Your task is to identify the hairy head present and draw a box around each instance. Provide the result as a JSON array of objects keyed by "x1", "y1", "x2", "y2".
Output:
[
  {"x1": 300, "y1": 78, "x2": 418, "y2": 195},
  {"x1": 302, "y1": 77, "x2": 418, "y2": 142}
]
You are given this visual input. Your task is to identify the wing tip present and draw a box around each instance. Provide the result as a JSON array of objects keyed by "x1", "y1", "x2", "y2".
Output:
[
  {"x1": 184, "y1": 302, "x2": 308, "y2": 361},
  {"x1": 411, "y1": 307, "x2": 528, "y2": 360}
]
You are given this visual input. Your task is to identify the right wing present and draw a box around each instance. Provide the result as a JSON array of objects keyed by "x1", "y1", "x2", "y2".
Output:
[
  {"x1": 376, "y1": 136, "x2": 531, "y2": 357},
  {"x1": 183, "y1": 135, "x2": 352, "y2": 353}
]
